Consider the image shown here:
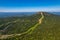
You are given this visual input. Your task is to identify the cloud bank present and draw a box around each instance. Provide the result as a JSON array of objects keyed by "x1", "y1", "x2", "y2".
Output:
[{"x1": 0, "y1": 7, "x2": 60, "y2": 12}]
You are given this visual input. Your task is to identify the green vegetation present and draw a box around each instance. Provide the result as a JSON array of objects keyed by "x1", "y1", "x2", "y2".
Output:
[{"x1": 0, "y1": 12, "x2": 60, "y2": 40}]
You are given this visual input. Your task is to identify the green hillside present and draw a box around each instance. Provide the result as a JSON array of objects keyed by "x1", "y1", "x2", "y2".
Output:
[{"x1": 0, "y1": 12, "x2": 60, "y2": 40}]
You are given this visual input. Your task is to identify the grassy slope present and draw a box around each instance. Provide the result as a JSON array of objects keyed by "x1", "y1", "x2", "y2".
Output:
[{"x1": 0, "y1": 12, "x2": 60, "y2": 40}]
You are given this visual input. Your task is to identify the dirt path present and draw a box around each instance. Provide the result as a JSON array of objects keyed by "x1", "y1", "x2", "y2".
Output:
[
  {"x1": 24, "y1": 12, "x2": 44, "y2": 34},
  {"x1": 0, "y1": 12, "x2": 44, "y2": 39}
]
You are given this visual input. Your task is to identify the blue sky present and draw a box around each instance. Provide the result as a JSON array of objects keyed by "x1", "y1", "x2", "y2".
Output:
[{"x1": 0, "y1": 0, "x2": 60, "y2": 12}]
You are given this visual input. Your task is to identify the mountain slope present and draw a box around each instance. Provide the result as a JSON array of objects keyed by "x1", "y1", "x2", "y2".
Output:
[{"x1": 0, "y1": 12, "x2": 60, "y2": 40}]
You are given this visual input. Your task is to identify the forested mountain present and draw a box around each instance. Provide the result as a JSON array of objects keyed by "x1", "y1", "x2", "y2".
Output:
[{"x1": 0, "y1": 12, "x2": 60, "y2": 40}]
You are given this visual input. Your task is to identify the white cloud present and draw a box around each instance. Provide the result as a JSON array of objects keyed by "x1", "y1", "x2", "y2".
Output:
[{"x1": 0, "y1": 7, "x2": 60, "y2": 12}]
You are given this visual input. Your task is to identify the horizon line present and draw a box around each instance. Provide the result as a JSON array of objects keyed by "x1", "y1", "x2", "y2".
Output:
[{"x1": 0, "y1": 7, "x2": 60, "y2": 12}]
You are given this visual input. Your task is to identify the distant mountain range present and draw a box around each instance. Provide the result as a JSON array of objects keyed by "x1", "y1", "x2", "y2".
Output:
[
  {"x1": 50, "y1": 12, "x2": 60, "y2": 15},
  {"x1": 0, "y1": 12, "x2": 60, "y2": 18},
  {"x1": 0, "y1": 12, "x2": 36, "y2": 18}
]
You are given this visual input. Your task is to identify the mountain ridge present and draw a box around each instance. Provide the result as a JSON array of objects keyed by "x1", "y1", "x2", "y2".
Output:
[{"x1": 0, "y1": 12, "x2": 60, "y2": 40}]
